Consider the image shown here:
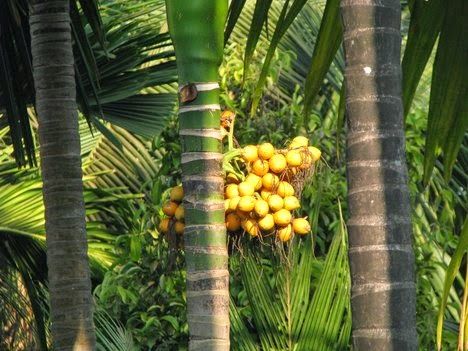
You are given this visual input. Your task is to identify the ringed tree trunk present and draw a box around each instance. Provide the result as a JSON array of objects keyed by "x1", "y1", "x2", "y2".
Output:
[
  {"x1": 166, "y1": 1, "x2": 230, "y2": 350},
  {"x1": 340, "y1": 0, "x2": 418, "y2": 349},
  {"x1": 30, "y1": 1, "x2": 96, "y2": 349}
]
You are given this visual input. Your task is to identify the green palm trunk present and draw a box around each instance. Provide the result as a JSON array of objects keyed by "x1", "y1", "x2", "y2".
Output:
[
  {"x1": 166, "y1": 1, "x2": 230, "y2": 350},
  {"x1": 30, "y1": 0, "x2": 96, "y2": 349}
]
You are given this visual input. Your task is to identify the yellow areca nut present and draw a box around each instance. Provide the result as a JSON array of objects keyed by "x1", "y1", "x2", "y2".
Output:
[
  {"x1": 225, "y1": 184, "x2": 239, "y2": 198},
  {"x1": 258, "y1": 214, "x2": 275, "y2": 231},
  {"x1": 292, "y1": 218, "x2": 311, "y2": 235},
  {"x1": 269, "y1": 154, "x2": 287, "y2": 173},
  {"x1": 254, "y1": 199, "x2": 269, "y2": 218},
  {"x1": 277, "y1": 181, "x2": 295, "y2": 197},
  {"x1": 273, "y1": 209, "x2": 292, "y2": 226},
  {"x1": 268, "y1": 194, "x2": 284, "y2": 212},
  {"x1": 262, "y1": 173, "x2": 279, "y2": 190},
  {"x1": 252, "y1": 159, "x2": 269, "y2": 176},
  {"x1": 289, "y1": 136, "x2": 309, "y2": 149},
  {"x1": 175, "y1": 205, "x2": 185, "y2": 220},
  {"x1": 283, "y1": 196, "x2": 300, "y2": 211},
  {"x1": 242, "y1": 218, "x2": 260, "y2": 237},
  {"x1": 261, "y1": 190, "x2": 273, "y2": 201},
  {"x1": 175, "y1": 221, "x2": 185, "y2": 235},
  {"x1": 228, "y1": 197, "x2": 241, "y2": 211},
  {"x1": 245, "y1": 173, "x2": 263, "y2": 190},
  {"x1": 162, "y1": 201, "x2": 178, "y2": 217},
  {"x1": 226, "y1": 213, "x2": 242, "y2": 232},
  {"x1": 159, "y1": 218, "x2": 170, "y2": 234},
  {"x1": 308, "y1": 146, "x2": 321, "y2": 162},
  {"x1": 170, "y1": 185, "x2": 184, "y2": 202},
  {"x1": 238, "y1": 196, "x2": 256, "y2": 212},
  {"x1": 242, "y1": 145, "x2": 258, "y2": 162},
  {"x1": 238, "y1": 182, "x2": 255, "y2": 196},
  {"x1": 286, "y1": 149, "x2": 303, "y2": 167},
  {"x1": 277, "y1": 224, "x2": 293, "y2": 242},
  {"x1": 257, "y1": 142, "x2": 275, "y2": 160}
]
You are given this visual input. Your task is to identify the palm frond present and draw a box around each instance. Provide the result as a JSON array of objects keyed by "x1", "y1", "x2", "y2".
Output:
[
  {"x1": 95, "y1": 308, "x2": 136, "y2": 351},
  {"x1": 230, "y1": 222, "x2": 351, "y2": 350},
  {"x1": 437, "y1": 218, "x2": 468, "y2": 350},
  {"x1": 422, "y1": 0, "x2": 468, "y2": 183},
  {"x1": 0, "y1": 0, "x2": 177, "y2": 166},
  {"x1": 302, "y1": 0, "x2": 342, "y2": 116},
  {"x1": 0, "y1": 0, "x2": 107, "y2": 166}
]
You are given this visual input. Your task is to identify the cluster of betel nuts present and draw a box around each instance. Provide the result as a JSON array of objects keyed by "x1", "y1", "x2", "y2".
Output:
[{"x1": 160, "y1": 136, "x2": 321, "y2": 243}]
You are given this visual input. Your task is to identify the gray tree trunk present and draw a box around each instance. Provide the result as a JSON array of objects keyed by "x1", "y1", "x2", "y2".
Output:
[
  {"x1": 340, "y1": 0, "x2": 418, "y2": 349},
  {"x1": 30, "y1": 1, "x2": 96, "y2": 349}
]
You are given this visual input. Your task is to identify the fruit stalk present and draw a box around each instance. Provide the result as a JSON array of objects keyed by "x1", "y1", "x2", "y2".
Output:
[{"x1": 165, "y1": 1, "x2": 229, "y2": 350}]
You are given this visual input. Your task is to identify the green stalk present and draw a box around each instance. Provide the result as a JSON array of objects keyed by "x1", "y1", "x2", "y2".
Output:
[{"x1": 166, "y1": 2, "x2": 229, "y2": 350}]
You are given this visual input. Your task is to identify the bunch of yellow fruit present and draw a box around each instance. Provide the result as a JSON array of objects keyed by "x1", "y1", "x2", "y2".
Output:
[
  {"x1": 225, "y1": 136, "x2": 320, "y2": 242},
  {"x1": 158, "y1": 136, "x2": 320, "y2": 242},
  {"x1": 159, "y1": 185, "x2": 185, "y2": 235}
]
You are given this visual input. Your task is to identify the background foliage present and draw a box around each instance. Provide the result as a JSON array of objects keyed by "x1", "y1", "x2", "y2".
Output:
[{"x1": 0, "y1": 0, "x2": 466, "y2": 350}]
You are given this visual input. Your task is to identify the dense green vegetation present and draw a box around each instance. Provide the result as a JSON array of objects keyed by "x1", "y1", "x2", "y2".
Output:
[{"x1": 0, "y1": 0, "x2": 466, "y2": 350}]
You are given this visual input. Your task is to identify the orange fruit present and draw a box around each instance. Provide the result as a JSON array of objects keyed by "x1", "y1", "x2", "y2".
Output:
[
  {"x1": 252, "y1": 159, "x2": 269, "y2": 176},
  {"x1": 292, "y1": 218, "x2": 311, "y2": 235},
  {"x1": 225, "y1": 184, "x2": 239, "y2": 199},
  {"x1": 269, "y1": 154, "x2": 287, "y2": 173},
  {"x1": 159, "y1": 218, "x2": 170, "y2": 234},
  {"x1": 162, "y1": 201, "x2": 178, "y2": 216},
  {"x1": 170, "y1": 185, "x2": 184, "y2": 202},
  {"x1": 175, "y1": 205, "x2": 185, "y2": 221},
  {"x1": 283, "y1": 196, "x2": 300, "y2": 211},
  {"x1": 277, "y1": 181, "x2": 295, "y2": 197},
  {"x1": 258, "y1": 214, "x2": 275, "y2": 231},
  {"x1": 268, "y1": 194, "x2": 284, "y2": 212},
  {"x1": 238, "y1": 182, "x2": 255, "y2": 196},
  {"x1": 273, "y1": 209, "x2": 292, "y2": 226},
  {"x1": 238, "y1": 196, "x2": 256, "y2": 212},
  {"x1": 277, "y1": 224, "x2": 293, "y2": 242},
  {"x1": 262, "y1": 173, "x2": 279, "y2": 190},
  {"x1": 242, "y1": 145, "x2": 258, "y2": 162},
  {"x1": 258, "y1": 143, "x2": 275, "y2": 160},
  {"x1": 175, "y1": 221, "x2": 185, "y2": 235},
  {"x1": 254, "y1": 199, "x2": 269, "y2": 218},
  {"x1": 226, "y1": 213, "x2": 242, "y2": 232}
]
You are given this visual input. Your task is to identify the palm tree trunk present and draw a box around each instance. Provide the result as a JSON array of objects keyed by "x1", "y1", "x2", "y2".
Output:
[
  {"x1": 30, "y1": 1, "x2": 96, "y2": 349},
  {"x1": 340, "y1": 0, "x2": 418, "y2": 349},
  {"x1": 166, "y1": 1, "x2": 229, "y2": 350}
]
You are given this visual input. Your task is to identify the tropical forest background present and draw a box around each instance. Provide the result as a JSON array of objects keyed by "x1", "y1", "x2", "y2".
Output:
[{"x1": 0, "y1": 0, "x2": 466, "y2": 350}]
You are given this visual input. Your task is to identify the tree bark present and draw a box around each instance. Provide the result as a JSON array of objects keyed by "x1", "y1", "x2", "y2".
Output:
[
  {"x1": 30, "y1": 1, "x2": 96, "y2": 349},
  {"x1": 340, "y1": 0, "x2": 418, "y2": 349},
  {"x1": 166, "y1": 1, "x2": 230, "y2": 350}
]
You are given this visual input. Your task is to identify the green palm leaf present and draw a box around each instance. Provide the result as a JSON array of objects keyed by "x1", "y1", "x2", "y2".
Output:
[
  {"x1": 437, "y1": 217, "x2": 468, "y2": 350},
  {"x1": 401, "y1": 0, "x2": 443, "y2": 117},
  {"x1": 231, "y1": 221, "x2": 351, "y2": 350},
  {"x1": 1, "y1": 0, "x2": 177, "y2": 165},
  {"x1": 303, "y1": 0, "x2": 342, "y2": 116},
  {"x1": 423, "y1": 0, "x2": 468, "y2": 183}
]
